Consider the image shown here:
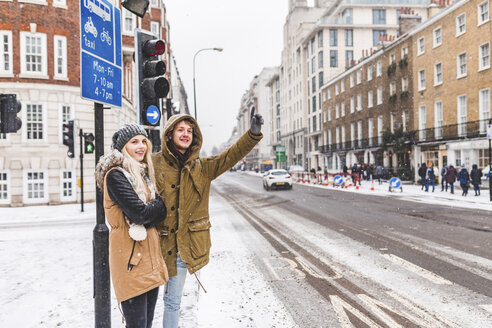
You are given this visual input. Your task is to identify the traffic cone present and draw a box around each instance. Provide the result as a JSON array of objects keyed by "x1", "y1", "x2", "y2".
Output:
[
  {"x1": 356, "y1": 185, "x2": 359, "y2": 190},
  {"x1": 371, "y1": 180, "x2": 375, "y2": 191}
]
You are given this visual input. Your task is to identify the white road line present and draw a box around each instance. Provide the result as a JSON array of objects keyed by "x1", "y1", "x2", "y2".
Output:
[
  {"x1": 381, "y1": 254, "x2": 453, "y2": 285},
  {"x1": 480, "y1": 304, "x2": 492, "y2": 314}
]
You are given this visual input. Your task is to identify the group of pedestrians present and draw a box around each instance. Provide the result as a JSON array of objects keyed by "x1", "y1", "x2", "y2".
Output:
[
  {"x1": 95, "y1": 114, "x2": 263, "y2": 327},
  {"x1": 420, "y1": 162, "x2": 483, "y2": 196}
]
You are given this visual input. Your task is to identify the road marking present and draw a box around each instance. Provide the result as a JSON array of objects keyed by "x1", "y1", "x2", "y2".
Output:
[
  {"x1": 330, "y1": 295, "x2": 383, "y2": 328},
  {"x1": 382, "y1": 254, "x2": 453, "y2": 285},
  {"x1": 480, "y1": 304, "x2": 492, "y2": 313},
  {"x1": 387, "y1": 291, "x2": 462, "y2": 328},
  {"x1": 379, "y1": 247, "x2": 388, "y2": 251},
  {"x1": 262, "y1": 257, "x2": 305, "y2": 281},
  {"x1": 295, "y1": 256, "x2": 342, "y2": 280}
]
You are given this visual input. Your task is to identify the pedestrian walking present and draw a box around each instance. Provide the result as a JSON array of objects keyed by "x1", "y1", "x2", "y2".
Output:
[
  {"x1": 418, "y1": 162, "x2": 427, "y2": 190},
  {"x1": 458, "y1": 164, "x2": 470, "y2": 196},
  {"x1": 440, "y1": 165, "x2": 448, "y2": 191},
  {"x1": 151, "y1": 114, "x2": 263, "y2": 328},
  {"x1": 376, "y1": 165, "x2": 383, "y2": 185},
  {"x1": 95, "y1": 123, "x2": 169, "y2": 328},
  {"x1": 425, "y1": 162, "x2": 436, "y2": 192},
  {"x1": 470, "y1": 164, "x2": 483, "y2": 196},
  {"x1": 445, "y1": 165, "x2": 457, "y2": 194}
]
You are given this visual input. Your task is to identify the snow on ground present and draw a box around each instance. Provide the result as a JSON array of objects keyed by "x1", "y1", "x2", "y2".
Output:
[
  {"x1": 0, "y1": 197, "x2": 295, "y2": 327},
  {"x1": 247, "y1": 170, "x2": 492, "y2": 211}
]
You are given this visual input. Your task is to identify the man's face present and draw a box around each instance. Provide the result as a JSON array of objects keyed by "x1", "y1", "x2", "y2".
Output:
[{"x1": 171, "y1": 120, "x2": 193, "y2": 153}]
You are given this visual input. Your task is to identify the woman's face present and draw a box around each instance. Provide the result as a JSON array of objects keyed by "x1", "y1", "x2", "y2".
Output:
[{"x1": 125, "y1": 135, "x2": 147, "y2": 162}]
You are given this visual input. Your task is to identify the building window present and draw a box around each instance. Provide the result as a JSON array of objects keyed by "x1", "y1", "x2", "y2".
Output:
[
  {"x1": 417, "y1": 37, "x2": 425, "y2": 55},
  {"x1": 390, "y1": 82, "x2": 396, "y2": 95},
  {"x1": 479, "y1": 42, "x2": 490, "y2": 70},
  {"x1": 350, "y1": 123, "x2": 355, "y2": 146},
  {"x1": 434, "y1": 62, "x2": 443, "y2": 86},
  {"x1": 433, "y1": 27, "x2": 442, "y2": 47},
  {"x1": 357, "y1": 121, "x2": 363, "y2": 145},
  {"x1": 318, "y1": 30, "x2": 323, "y2": 47},
  {"x1": 328, "y1": 107, "x2": 332, "y2": 121},
  {"x1": 318, "y1": 51, "x2": 323, "y2": 68},
  {"x1": 368, "y1": 119, "x2": 374, "y2": 145},
  {"x1": 478, "y1": 1, "x2": 490, "y2": 25},
  {"x1": 456, "y1": 13, "x2": 466, "y2": 36},
  {"x1": 378, "y1": 116, "x2": 383, "y2": 144},
  {"x1": 311, "y1": 37, "x2": 315, "y2": 54},
  {"x1": 457, "y1": 95, "x2": 467, "y2": 136},
  {"x1": 340, "y1": 80, "x2": 345, "y2": 93},
  {"x1": 401, "y1": 47, "x2": 408, "y2": 58},
  {"x1": 312, "y1": 96, "x2": 316, "y2": 113},
  {"x1": 0, "y1": 171, "x2": 9, "y2": 204},
  {"x1": 311, "y1": 57, "x2": 316, "y2": 74},
  {"x1": 330, "y1": 50, "x2": 338, "y2": 67},
  {"x1": 150, "y1": 0, "x2": 158, "y2": 7},
  {"x1": 0, "y1": 31, "x2": 12, "y2": 75},
  {"x1": 401, "y1": 77, "x2": 408, "y2": 92},
  {"x1": 327, "y1": 88, "x2": 331, "y2": 99},
  {"x1": 123, "y1": 8, "x2": 136, "y2": 34},
  {"x1": 24, "y1": 170, "x2": 48, "y2": 203},
  {"x1": 376, "y1": 61, "x2": 382, "y2": 76},
  {"x1": 345, "y1": 50, "x2": 353, "y2": 67},
  {"x1": 479, "y1": 88, "x2": 491, "y2": 132},
  {"x1": 20, "y1": 32, "x2": 47, "y2": 76},
  {"x1": 60, "y1": 170, "x2": 76, "y2": 201},
  {"x1": 389, "y1": 54, "x2": 396, "y2": 64},
  {"x1": 434, "y1": 101, "x2": 443, "y2": 139},
  {"x1": 373, "y1": 9, "x2": 386, "y2": 24},
  {"x1": 26, "y1": 104, "x2": 44, "y2": 140},
  {"x1": 356, "y1": 70, "x2": 361, "y2": 84},
  {"x1": 312, "y1": 115, "x2": 317, "y2": 132},
  {"x1": 377, "y1": 87, "x2": 383, "y2": 105},
  {"x1": 373, "y1": 30, "x2": 386, "y2": 46},
  {"x1": 151, "y1": 22, "x2": 160, "y2": 37},
  {"x1": 318, "y1": 72, "x2": 323, "y2": 88},
  {"x1": 330, "y1": 29, "x2": 338, "y2": 46},
  {"x1": 418, "y1": 69, "x2": 426, "y2": 91},
  {"x1": 276, "y1": 91, "x2": 280, "y2": 102},
  {"x1": 342, "y1": 8, "x2": 353, "y2": 24},
  {"x1": 335, "y1": 103, "x2": 339, "y2": 119},
  {"x1": 357, "y1": 94, "x2": 362, "y2": 111},
  {"x1": 350, "y1": 97, "x2": 355, "y2": 113},
  {"x1": 349, "y1": 74, "x2": 354, "y2": 87},
  {"x1": 368, "y1": 91, "x2": 373, "y2": 108},
  {"x1": 419, "y1": 105, "x2": 426, "y2": 140},
  {"x1": 53, "y1": 35, "x2": 67, "y2": 79},
  {"x1": 335, "y1": 84, "x2": 339, "y2": 95},
  {"x1": 367, "y1": 66, "x2": 373, "y2": 81},
  {"x1": 53, "y1": 0, "x2": 66, "y2": 6},
  {"x1": 479, "y1": 149, "x2": 490, "y2": 168},
  {"x1": 341, "y1": 102, "x2": 345, "y2": 117},
  {"x1": 312, "y1": 76, "x2": 316, "y2": 93},
  {"x1": 457, "y1": 52, "x2": 467, "y2": 78},
  {"x1": 345, "y1": 29, "x2": 353, "y2": 47}
]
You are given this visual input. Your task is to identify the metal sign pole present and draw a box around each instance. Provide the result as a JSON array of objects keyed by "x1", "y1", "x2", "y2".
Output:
[
  {"x1": 93, "y1": 102, "x2": 110, "y2": 328},
  {"x1": 79, "y1": 128, "x2": 84, "y2": 212}
]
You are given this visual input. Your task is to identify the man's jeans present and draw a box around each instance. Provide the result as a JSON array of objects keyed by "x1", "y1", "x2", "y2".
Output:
[
  {"x1": 163, "y1": 256, "x2": 187, "y2": 328},
  {"x1": 425, "y1": 178, "x2": 435, "y2": 192}
]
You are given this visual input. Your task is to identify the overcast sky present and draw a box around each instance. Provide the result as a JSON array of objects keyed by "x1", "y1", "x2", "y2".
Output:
[{"x1": 164, "y1": 0, "x2": 288, "y2": 154}]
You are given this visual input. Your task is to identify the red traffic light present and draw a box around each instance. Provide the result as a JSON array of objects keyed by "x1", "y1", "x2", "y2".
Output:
[{"x1": 143, "y1": 39, "x2": 165, "y2": 57}]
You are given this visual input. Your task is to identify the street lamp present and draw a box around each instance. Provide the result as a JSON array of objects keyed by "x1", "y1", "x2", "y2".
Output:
[{"x1": 193, "y1": 47, "x2": 223, "y2": 120}]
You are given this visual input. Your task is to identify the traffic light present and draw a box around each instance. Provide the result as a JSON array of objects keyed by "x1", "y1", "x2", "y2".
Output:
[
  {"x1": 135, "y1": 29, "x2": 169, "y2": 126},
  {"x1": 84, "y1": 133, "x2": 95, "y2": 154},
  {"x1": 62, "y1": 120, "x2": 75, "y2": 158},
  {"x1": 0, "y1": 94, "x2": 22, "y2": 133}
]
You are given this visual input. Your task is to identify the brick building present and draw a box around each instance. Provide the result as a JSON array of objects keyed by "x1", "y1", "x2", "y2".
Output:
[{"x1": 0, "y1": 0, "x2": 173, "y2": 206}]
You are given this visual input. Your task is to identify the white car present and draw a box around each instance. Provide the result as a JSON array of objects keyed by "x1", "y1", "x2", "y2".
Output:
[{"x1": 262, "y1": 169, "x2": 293, "y2": 190}]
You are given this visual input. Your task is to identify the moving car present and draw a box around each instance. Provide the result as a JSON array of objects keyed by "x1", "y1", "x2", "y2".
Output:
[{"x1": 262, "y1": 169, "x2": 293, "y2": 190}]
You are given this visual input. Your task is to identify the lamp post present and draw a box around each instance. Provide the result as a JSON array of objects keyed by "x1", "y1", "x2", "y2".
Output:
[{"x1": 193, "y1": 47, "x2": 223, "y2": 120}]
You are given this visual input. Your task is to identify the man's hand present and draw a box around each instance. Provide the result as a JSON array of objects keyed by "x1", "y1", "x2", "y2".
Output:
[{"x1": 250, "y1": 114, "x2": 264, "y2": 136}]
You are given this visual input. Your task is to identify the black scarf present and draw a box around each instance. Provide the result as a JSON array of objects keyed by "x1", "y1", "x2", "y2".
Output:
[{"x1": 167, "y1": 141, "x2": 192, "y2": 167}]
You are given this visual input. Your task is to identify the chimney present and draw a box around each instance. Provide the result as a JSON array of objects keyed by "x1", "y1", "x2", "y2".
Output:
[{"x1": 399, "y1": 8, "x2": 422, "y2": 35}]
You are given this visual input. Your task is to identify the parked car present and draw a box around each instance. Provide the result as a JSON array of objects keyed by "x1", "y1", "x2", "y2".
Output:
[{"x1": 262, "y1": 169, "x2": 293, "y2": 190}]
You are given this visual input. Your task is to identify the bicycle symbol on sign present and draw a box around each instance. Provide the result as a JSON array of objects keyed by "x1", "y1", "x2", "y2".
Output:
[{"x1": 100, "y1": 28, "x2": 112, "y2": 46}]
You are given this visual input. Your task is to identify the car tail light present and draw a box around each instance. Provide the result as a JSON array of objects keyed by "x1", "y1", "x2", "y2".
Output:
[{"x1": 269, "y1": 177, "x2": 275, "y2": 179}]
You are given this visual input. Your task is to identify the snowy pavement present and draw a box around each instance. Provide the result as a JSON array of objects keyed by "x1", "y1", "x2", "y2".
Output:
[{"x1": 0, "y1": 198, "x2": 295, "y2": 327}]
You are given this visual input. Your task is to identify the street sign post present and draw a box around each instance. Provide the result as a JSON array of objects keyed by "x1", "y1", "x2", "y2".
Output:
[{"x1": 80, "y1": 0, "x2": 122, "y2": 107}]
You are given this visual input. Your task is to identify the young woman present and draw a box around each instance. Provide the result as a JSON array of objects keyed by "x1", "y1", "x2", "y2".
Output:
[{"x1": 95, "y1": 123, "x2": 168, "y2": 328}]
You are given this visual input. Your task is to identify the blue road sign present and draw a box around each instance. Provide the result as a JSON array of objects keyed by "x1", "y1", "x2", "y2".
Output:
[
  {"x1": 146, "y1": 105, "x2": 160, "y2": 125},
  {"x1": 334, "y1": 175, "x2": 344, "y2": 185},
  {"x1": 389, "y1": 177, "x2": 402, "y2": 189},
  {"x1": 80, "y1": 0, "x2": 122, "y2": 107}
]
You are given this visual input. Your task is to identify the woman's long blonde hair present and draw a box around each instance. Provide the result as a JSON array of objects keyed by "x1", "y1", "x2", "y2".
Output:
[{"x1": 121, "y1": 137, "x2": 157, "y2": 197}]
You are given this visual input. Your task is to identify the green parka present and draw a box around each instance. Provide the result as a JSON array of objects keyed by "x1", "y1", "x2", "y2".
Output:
[{"x1": 151, "y1": 114, "x2": 262, "y2": 276}]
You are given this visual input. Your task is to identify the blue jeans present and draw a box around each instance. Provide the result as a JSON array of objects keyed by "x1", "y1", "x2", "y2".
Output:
[
  {"x1": 163, "y1": 256, "x2": 188, "y2": 328},
  {"x1": 425, "y1": 179, "x2": 435, "y2": 192}
]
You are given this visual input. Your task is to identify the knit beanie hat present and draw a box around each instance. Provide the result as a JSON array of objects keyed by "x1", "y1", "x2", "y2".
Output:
[{"x1": 111, "y1": 123, "x2": 148, "y2": 151}]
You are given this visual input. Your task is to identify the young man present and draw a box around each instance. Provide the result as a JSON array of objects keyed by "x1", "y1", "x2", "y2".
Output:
[{"x1": 151, "y1": 114, "x2": 263, "y2": 328}]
